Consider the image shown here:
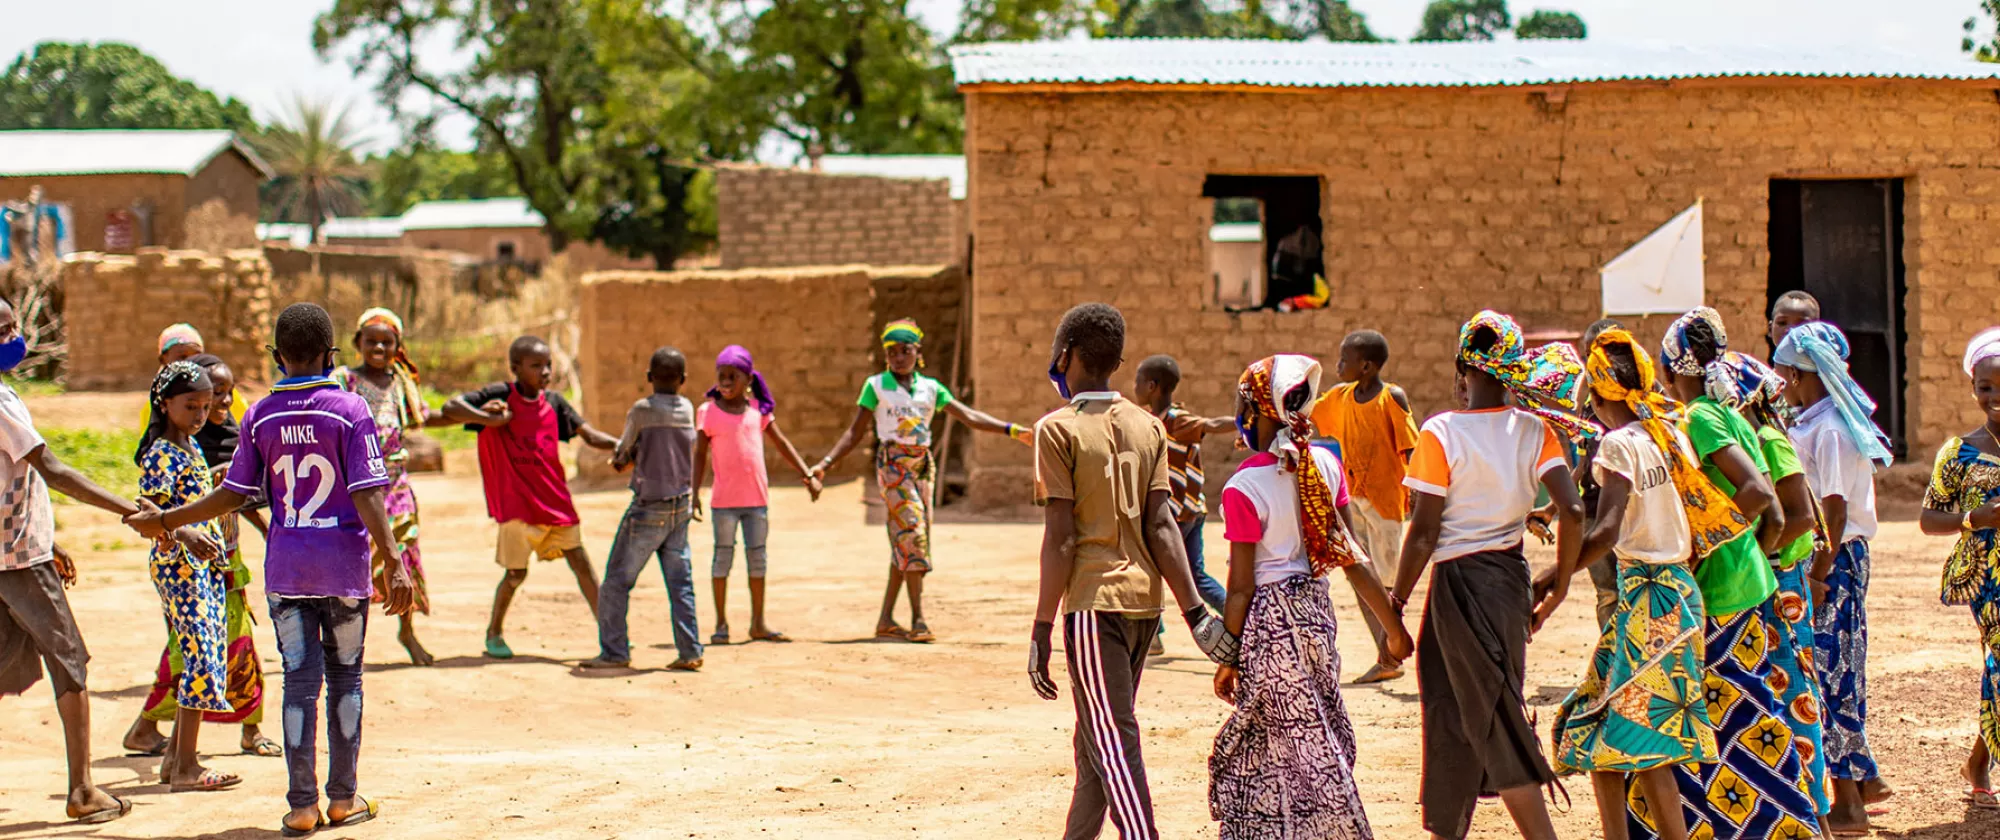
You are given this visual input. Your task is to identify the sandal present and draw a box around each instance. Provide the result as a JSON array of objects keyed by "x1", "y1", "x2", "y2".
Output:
[
  {"x1": 667, "y1": 658, "x2": 703, "y2": 672},
  {"x1": 906, "y1": 625, "x2": 936, "y2": 644},
  {"x1": 170, "y1": 768, "x2": 244, "y2": 792},
  {"x1": 280, "y1": 813, "x2": 325, "y2": 838},
  {"x1": 710, "y1": 626, "x2": 731, "y2": 646},
  {"x1": 1965, "y1": 787, "x2": 2000, "y2": 810},
  {"x1": 328, "y1": 795, "x2": 379, "y2": 827},
  {"x1": 749, "y1": 630, "x2": 792, "y2": 643},
  {"x1": 483, "y1": 636, "x2": 514, "y2": 660},
  {"x1": 874, "y1": 623, "x2": 909, "y2": 640},
  {"x1": 125, "y1": 740, "x2": 169, "y2": 758},
  {"x1": 1351, "y1": 662, "x2": 1405, "y2": 685},
  {"x1": 243, "y1": 735, "x2": 283, "y2": 757},
  {"x1": 72, "y1": 796, "x2": 133, "y2": 825}
]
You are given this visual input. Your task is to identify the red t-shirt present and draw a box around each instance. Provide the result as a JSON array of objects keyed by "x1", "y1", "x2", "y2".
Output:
[{"x1": 466, "y1": 382, "x2": 585, "y2": 526}]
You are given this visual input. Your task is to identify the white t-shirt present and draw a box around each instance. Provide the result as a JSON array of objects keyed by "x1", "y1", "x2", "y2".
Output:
[
  {"x1": 856, "y1": 371, "x2": 955, "y2": 448},
  {"x1": 1592, "y1": 424, "x2": 1694, "y2": 565},
  {"x1": 1789, "y1": 399, "x2": 1879, "y2": 542},
  {"x1": 0, "y1": 382, "x2": 55, "y2": 572},
  {"x1": 1403, "y1": 407, "x2": 1567, "y2": 563},
  {"x1": 1220, "y1": 447, "x2": 1351, "y2": 586}
]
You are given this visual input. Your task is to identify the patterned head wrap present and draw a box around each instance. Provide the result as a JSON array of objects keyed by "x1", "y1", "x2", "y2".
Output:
[
  {"x1": 136, "y1": 361, "x2": 213, "y2": 467},
  {"x1": 1705, "y1": 350, "x2": 1793, "y2": 424},
  {"x1": 1660, "y1": 306, "x2": 1727, "y2": 379},
  {"x1": 881, "y1": 319, "x2": 923, "y2": 347},
  {"x1": 1585, "y1": 330, "x2": 1752, "y2": 560},
  {"x1": 1456, "y1": 310, "x2": 1600, "y2": 441},
  {"x1": 357, "y1": 307, "x2": 421, "y2": 383},
  {"x1": 1773, "y1": 321, "x2": 1894, "y2": 466},
  {"x1": 708, "y1": 344, "x2": 776, "y2": 415},
  {"x1": 158, "y1": 323, "x2": 203, "y2": 356},
  {"x1": 1237, "y1": 355, "x2": 1365, "y2": 578},
  {"x1": 1963, "y1": 327, "x2": 2000, "y2": 378}
]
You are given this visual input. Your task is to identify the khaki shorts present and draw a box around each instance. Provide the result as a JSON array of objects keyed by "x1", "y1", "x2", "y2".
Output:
[{"x1": 495, "y1": 521, "x2": 584, "y2": 570}]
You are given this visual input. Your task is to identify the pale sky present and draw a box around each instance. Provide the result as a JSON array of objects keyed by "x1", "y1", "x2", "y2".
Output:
[{"x1": 2, "y1": 0, "x2": 1988, "y2": 155}]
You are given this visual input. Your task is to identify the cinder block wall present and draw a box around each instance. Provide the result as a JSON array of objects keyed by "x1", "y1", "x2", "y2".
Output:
[
  {"x1": 577, "y1": 265, "x2": 959, "y2": 481},
  {"x1": 63, "y1": 249, "x2": 274, "y2": 390},
  {"x1": 960, "y1": 82, "x2": 2000, "y2": 505},
  {"x1": 717, "y1": 168, "x2": 957, "y2": 269}
]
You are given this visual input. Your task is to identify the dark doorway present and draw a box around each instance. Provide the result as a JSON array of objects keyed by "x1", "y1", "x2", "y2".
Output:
[
  {"x1": 1202, "y1": 175, "x2": 1321, "y2": 309},
  {"x1": 1768, "y1": 179, "x2": 1907, "y2": 453}
]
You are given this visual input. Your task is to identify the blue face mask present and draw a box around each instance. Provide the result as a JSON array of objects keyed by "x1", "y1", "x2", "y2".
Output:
[
  {"x1": 1235, "y1": 410, "x2": 1259, "y2": 452},
  {"x1": 1049, "y1": 356, "x2": 1072, "y2": 400},
  {"x1": 0, "y1": 336, "x2": 25, "y2": 372}
]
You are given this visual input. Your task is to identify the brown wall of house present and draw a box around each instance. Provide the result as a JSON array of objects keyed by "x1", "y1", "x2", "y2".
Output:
[
  {"x1": 0, "y1": 172, "x2": 184, "y2": 253},
  {"x1": 959, "y1": 82, "x2": 2000, "y2": 504},
  {"x1": 400, "y1": 227, "x2": 653, "y2": 272},
  {"x1": 717, "y1": 168, "x2": 958, "y2": 269},
  {"x1": 63, "y1": 249, "x2": 274, "y2": 390},
  {"x1": 181, "y1": 154, "x2": 262, "y2": 251}
]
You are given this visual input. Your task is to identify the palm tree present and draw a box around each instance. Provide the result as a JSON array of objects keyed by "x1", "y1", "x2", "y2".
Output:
[{"x1": 257, "y1": 95, "x2": 371, "y2": 243}]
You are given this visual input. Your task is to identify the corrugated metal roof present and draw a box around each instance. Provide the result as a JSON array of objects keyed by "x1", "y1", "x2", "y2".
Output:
[
  {"x1": 950, "y1": 39, "x2": 2000, "y2": 90},
  {"x1": 0, "y1": 130, "x2": 273, "y2": 178},
  {"x1": 257, "y1": 223, "x2": 310, "y2": 247},
  {"x1": 816, "y1": 155, "x2": 967, "y2": 199},
  {"x1": 399, "y1": 198, "x2": 543, "y2": 231},
  {"x1": 322, "y1": 216, "x2": 405, "y2": 240}
]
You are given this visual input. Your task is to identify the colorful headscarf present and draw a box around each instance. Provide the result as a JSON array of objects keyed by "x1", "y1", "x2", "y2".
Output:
[
  {"x1": 136, "y1": 361, "x2": 213, "y2": 467},
  {"x1": 881, "y1": 319, "x2": 923, "y2": 347},
  {"x1": 1457, "y1": 310, "x2": 1600, "y2": 442},
  {"x1": 1773, "y1": 321, "x2": 1894, "y2": 467},
  {"x1": 1586, "y1": 330, "x2": 1752, "y2": 560},
  {"x1": 708, "y1": 344, "x2": 776, "y2": 416},
  {"x1": 1705, "y1": 350, "x2": 1793, "y2": 424},
  {"x1": 158, "y1": 323, "x2": 203, "y2": 356},
  {"x1": 1237, "y1": 354, "x2": 1365, "y2": 578},
  {"x1": 357, "y1": 307, "x2": 421, "y2": 383},
  {"x1": 1963, "y1": 327, "x2": 2000, "y2": 378},
  {"x1": 1660, "y1": 306, "x2": 1727, "y2": 378}
]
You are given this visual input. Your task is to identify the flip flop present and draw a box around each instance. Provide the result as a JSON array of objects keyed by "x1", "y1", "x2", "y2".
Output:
[
  {"x1": 749, "y1": 630, "x2": 792, "y2": 643},
  {"x1": 170, "y1": 768, "x2": 243, "y2": 792},
  {"x1": 1966, "y1": 787, "x2": 2000, "y2": 810},
  {"x1": 667, "y1": 658, "x2": 703, "y2": 672},
  {"x1": 243, "y1": 735, "x2": 283, "y2": 757},
  {"x1": 710, "y1": 627, "x2": 731, "y2": 645},
  {"x1": 906, "y1": 627, "x2": 936, "y2": 644},
  {"x1": 1351, "y1": 663, "x2": 1405, "y2": 685},
  {"x1": 483, "y1": 637, "x2": 514, "y2": 659},
  {"x1": 73, "y1": 796, "x2": 133, "y2": 825},
  {"x1": 328, "y1": 795, "x2": 379, "y2": 828},
  {"x1": 124, "y1": 740, "x2": 169, "y2": 758},
  {"x1": 280, "y1": 814, "x2": 325, "y2": 838},
  {"x1": 874, "y1": 624, "x2": 909, "y2": 640}
]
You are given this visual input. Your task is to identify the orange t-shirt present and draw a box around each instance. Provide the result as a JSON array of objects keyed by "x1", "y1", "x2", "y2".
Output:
[{"x1": 1309, "y1": 381, "x2": 1419, "y2": 520}]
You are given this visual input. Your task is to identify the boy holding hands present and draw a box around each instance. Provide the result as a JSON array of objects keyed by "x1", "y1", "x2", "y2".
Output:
[
  {"x1": 583, "y1": 347, "x2": 704, "y2": 671},
  {"x1": 1027, "y1": 303, "x2": 1232, "y2": 840},
  {"x1": 446, "y1": 336, "x2": 619, "y2": 659}
]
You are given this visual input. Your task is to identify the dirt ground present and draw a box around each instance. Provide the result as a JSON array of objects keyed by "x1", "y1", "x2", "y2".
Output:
[{"x1": 3, "y1": 396, "x2": 1999, "y2": 839}]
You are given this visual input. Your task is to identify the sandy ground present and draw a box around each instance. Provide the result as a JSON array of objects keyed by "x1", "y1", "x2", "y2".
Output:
[{"x1": 3, "y1": 396, "x2": 1999, "y2": 838}]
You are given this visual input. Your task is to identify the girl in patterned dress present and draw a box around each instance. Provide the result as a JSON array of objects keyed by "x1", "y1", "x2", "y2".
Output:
[
  {"x1": 334, "y1": 308, "x2": 450, "y2": 666},
  {"x1": 1209, "y1": 355, "x2": 1406, "y2": 840},
  {"x1": 813, "y1": 319, "x2": 1032, "y2": 643},
  {"x1": 1918, "y1": 327, "x2": 2000, "y2": 810},
  {"x1": 136, "y1": 361, "x2": 241, "y2": 792}
]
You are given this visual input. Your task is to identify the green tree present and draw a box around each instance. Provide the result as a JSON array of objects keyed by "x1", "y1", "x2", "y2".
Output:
[
  {"x1": 1967, "y1": 1, "x2": 2000, "y2": 61},
  {"x1": 1515, "y1": 9, "x2": 1585, "y2": 39},
  {"x1": 367, "y1": 141, "x2": 521, "y2": 217},
  {"x1": 1412, "y1": 0, "x2": 1510, "y2": 41},
  {"x1": 257, "y1": 96, "x2": 372, "y2": 241},
  {"x1": 955, "y1": 0, "x2": 1375, "y2": 42},
  {"x1": 0, "y1": 41, "x2": 257, "y2": 132}
]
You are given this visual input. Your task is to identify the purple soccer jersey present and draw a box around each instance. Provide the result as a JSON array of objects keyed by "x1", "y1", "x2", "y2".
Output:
[{"x1": 223, "y1": 376, "x2": 392, "y2": 598}]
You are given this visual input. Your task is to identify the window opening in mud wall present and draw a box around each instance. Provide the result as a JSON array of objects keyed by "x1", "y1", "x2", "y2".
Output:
[
  {"x1": 1202, "y1": 175, "x2": 1322, "y2": 311},
  {"x1": 495, "y1": 239, "x2": 518, "y2": 262}
]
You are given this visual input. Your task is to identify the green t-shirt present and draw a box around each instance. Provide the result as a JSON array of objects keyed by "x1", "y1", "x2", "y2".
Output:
[
  {"x1": 1681, "y1": 397, "x2": 1779, "y2": 616},
  {"x1": 1758, "y1": 424, "x2": 1815, "y2": 569}
]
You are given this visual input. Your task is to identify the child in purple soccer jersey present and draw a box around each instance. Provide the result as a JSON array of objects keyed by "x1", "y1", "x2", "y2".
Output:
[{"x1": 131, "y1": 303, "x2": 416, "y2": 837}]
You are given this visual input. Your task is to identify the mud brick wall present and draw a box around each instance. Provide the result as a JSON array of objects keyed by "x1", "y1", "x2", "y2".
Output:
[
  {"x1": 63, "y1": 249, "x2": 274, "y2": 390},
  {"x1": 579, "y1": 266, "x2": 890, "y2": 481},
  {"x1": 958, "y1": 82, "x2": 2000, "y2": 505},
  {"x1": 717, "y1": 167, "x2": 957, "y2": 269}
]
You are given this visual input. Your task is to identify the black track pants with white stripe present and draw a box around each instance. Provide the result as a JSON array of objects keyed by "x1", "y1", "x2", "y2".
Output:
[{"x1": 1062, "y1": 610, "x2": 1162, "y2": 840}]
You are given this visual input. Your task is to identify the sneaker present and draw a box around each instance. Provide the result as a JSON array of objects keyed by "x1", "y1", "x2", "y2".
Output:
[
  {"x1": 577, "y1": 657, "x2": 631, "y2": 669},
  {"x1": 666, "y1": 658, "x2": 703, "y2": 672}
]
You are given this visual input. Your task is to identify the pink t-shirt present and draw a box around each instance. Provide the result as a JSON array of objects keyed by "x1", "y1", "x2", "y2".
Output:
[
  {"x1": 698, "y1": 401, "x2": 772, "y2": 508},
  {"x1": 1221, "y1": 447, "x2": 1351, "y2": 585}
]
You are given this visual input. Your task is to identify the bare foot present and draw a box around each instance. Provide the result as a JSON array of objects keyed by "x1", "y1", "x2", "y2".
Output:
[
  {"x1": 64, "y1": 785, "x2": 124, "y2": 821},
  {"x1": 1825, "y1": 800, "x2": 1872, "y2": 836},
  {"x1": 399, "y1": 627, "x2": 435, "y2": 667},
  {"x1": 1860, "y1": 777, "x2": 1895, "y2": 805},
  {"x1": 122, "y1": 718, "x2": 167, "y2": 755}
]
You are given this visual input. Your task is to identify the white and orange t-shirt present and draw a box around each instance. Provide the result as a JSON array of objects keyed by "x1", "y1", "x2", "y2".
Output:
[{"x1": 1403, "y1": 407, "x2": 1566, "y2": 563}]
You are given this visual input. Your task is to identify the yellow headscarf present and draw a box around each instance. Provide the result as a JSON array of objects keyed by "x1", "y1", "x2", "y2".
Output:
[{"x1": 1586, "y1": 329, "x2": 1751, "y2": 560}]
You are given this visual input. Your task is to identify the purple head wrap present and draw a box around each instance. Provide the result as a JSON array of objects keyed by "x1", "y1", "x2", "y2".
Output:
[{"x1": 708, "y1": 344, "x2": 775, "y2": 415}]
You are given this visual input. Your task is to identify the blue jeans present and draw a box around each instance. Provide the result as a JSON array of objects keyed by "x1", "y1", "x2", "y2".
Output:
[
  {"x1": 1183, "y1": 518, "x2": 1227, "y2": 613},
  {"x1": 598, "y1": 496, "x2": 699, "y2": 663},
  {"x1": 711, "y1": 506, "x2": 770, "y2": 578},
  {"x1": 267, "y1": 595, "x2": 367, "y2": 810}
]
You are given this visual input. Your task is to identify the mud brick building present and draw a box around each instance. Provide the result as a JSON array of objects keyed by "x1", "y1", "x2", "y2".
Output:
[
  {"x1": 0, "y1": 130, "x2": 269, "y2": 254},
  {"x1": 716, "y1": 157, "x2": 968, "y2": 270},
  {"x1": 946, "y1": 39, "x2": 2000, "y2": 504}
]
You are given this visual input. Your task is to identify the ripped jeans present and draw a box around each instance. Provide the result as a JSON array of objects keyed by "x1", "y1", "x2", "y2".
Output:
[{"x1": 268, "y1": 596, "x2": 368, "y2": 809}]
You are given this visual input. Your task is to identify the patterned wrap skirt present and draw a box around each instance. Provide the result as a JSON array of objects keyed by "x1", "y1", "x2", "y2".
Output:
[
  {"x1": 1210, "y1": 575, "x2": 1373, "y2": 840},
  {"x1": 1552, "y1": 560, "x2": 1715, "y2": 775},
  {"x1": 143, "y1": 541, "x2": 263, "y2": 723},
  {"x1": 1628, "y1": 605, "x2": 1821, "y2": 840},
  {"x1": 1814, "y1": 539, "x2": 1878, "y2": 781},
  {"x1": 1769, "y1": 562, "x2": 1831, "y2": 814},
  {"x1": 368, "y1": 466, "x2": 429, "y2": 614},
  {"x1": 146, "y1": 546, "x2": 233, "y2": 715},
  {"x1": 876, "y1": 443, "x2": 934, "y2": 573},
  {"x1": 1972, "y1": 578, "x2": 2000, "y2": 771}
]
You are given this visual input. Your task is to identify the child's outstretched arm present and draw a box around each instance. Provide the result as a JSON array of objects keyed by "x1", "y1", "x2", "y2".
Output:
[
  {"x1": 26, "y1": 444, "x2": 140, "y2": 518},
  {"x1": 941, "y1": 401, "x2": 1032, "y2": 444},
  {"x1": 442, "y1": 393, "x2": 510, "y2": 427},
  {"x1": 1534, "y1": 471, "x2": 1625, "y2": 634},
  {"x1": 762, "y1": 419, "x2": 821, "y2": 500},
  {"x1": 813, "y1": 407, "x2": 874, "y2": 475},
  {"x1": 1528, "y1": 464, "x2": 1587, "y2": 636},
  {"x1": 1196, "y1": 415, "x2": 1237, "y2": 436},
  {"x1": 126, "y1": 486, "x2": 250, "y2": 541},
  {"x1": 574, "y1": 422, "x2": 619, "y2": 452},
  {"x1": 691, "y1": 430, "x2": 711, "y2": 521},
  {"x1": 1342, "y1": 562, "x2": 1412, "y2": 660},
  {"x1": 352, "y1": 486, "x2": 416, "y2": 616}
]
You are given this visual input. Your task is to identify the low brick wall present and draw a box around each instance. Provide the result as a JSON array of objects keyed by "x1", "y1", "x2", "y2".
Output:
[
  {"x1": 63, "y1": 248, "x2": 274, "y2": 390},
  {"x1": 717, "y1": 167, "x2": 956, "y2": 269}
]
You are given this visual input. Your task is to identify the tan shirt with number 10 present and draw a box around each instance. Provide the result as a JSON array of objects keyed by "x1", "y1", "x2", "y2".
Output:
[{"x1": 1033, "y1": 392, "x2": 1171, "y2": 617}]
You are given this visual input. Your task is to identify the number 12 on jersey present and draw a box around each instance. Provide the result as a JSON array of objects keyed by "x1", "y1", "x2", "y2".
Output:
[{"x1": 274, "y1": 453, "x2": 339, "y2": 529}]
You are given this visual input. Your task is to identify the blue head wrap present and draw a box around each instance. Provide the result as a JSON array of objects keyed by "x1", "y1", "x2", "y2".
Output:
[{"x1": 1772, "y1": 321, "x2": 1893, "y2": 466}]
